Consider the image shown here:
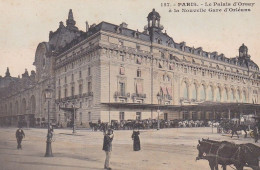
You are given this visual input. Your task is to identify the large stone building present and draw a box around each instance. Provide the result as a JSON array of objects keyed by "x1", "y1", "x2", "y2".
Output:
[{"x1": 1, "y1": 9, "x2": 260, "y2": 127}]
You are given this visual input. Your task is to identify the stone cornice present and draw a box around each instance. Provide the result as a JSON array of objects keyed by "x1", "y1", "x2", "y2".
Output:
[
  {"x1": 55, "y1": 45, "x2": 101, "y2": 70},
  {"x1": 99, "y1": 43, "x2": 153, "y2": 59}
]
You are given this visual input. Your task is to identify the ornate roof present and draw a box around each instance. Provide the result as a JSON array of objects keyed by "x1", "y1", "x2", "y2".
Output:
[{"x1": 147, "y1": 8, "x2": 160, "y2": 19}]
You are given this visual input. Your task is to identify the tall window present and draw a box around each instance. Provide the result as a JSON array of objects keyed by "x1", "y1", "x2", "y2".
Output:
[
  {"x1": 79, "y1": 84, "x2": 83, "y2": 95},
  {"x1": 136, "y1": 82, "x2": 143, "y2": 95},
  {"x1": 237, "y1": 90, "x2": 241, "y2": 102},
  {"x1": 64, "y1": 88, "x2": 67, "y2": 98},
  {"x1": 58, "y1": 89, "x2": 61, "y2": 100},
  {"x1": 79, "y1": 71, "x2": 82, "y2": 78},
  {"x1": 137, "y1": 69, "x2": 141, "y2": 77},
  {"x1": 88, "y1": 67, "x2": 91, "y2": 76},
  {"x1": 200, "y1": 85, "x2": 206, "y2": 101},
  {"x1": 88, "y1": 82, "x2": 92, "y2": 93},
  {"x1": 119, "y1": 82, "x2": 125, "y2": 96},
  {"x1": 119, "y1": 112, "x2": 125, "y2": 121},
  {"x1": 88, "y1": 112, "x2": 91, "y2": 121},
  {"x1": 242, "y1": 91, "x2": 246, "y2": 103},
  {"x1": 80, "y1": 112, "x2": 82, "y2": 124},
  {"x1": 71, "y1": 86, "x2": 75, "y2": 96},
  {"x1": 230, "y1": 90, "x2": 235, "y2": 102},
  {"x1": 191, "y1": 83, "x2": 197, "y2": 100},
  {"x1": 120, "y1": 66, "x2": 125, "y2": 75},
  {"x1": 71, "y1": 74, "x2": 74, "y2": 81},
  {"x1": 65, "y1": 76, "x2": 67, "y2": 83},
  {"x1": 182, "y1": 82, "x2": 188, "y2": 99},
  {"x1": 121, "y1": 55, "x2": 125, "y2": 62},
  {"x1": 223, "y1": 88, "x2": 228, "y2": 102},
  {"x1": 207, "y1": 86, "x2": 213, "y2": 101},
  {"x1": 136, "y1": 112, "x2": 141, "y2": 120},
  {"x1": 216, "y1": 87, "x2": 221, "y2": 102}
]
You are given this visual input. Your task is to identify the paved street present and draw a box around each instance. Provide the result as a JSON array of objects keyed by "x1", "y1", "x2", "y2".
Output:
[{"x1": 0, "y1": 127, "x2": 258, "y2": 170}]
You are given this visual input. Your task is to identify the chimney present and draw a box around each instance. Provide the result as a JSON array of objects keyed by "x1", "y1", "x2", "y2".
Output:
[{"x1": 86, "y1": 21, "x2": 89, "y2": 32}]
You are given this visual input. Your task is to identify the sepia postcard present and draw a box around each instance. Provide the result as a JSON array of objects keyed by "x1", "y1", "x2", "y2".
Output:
[{"x1": 0, "y1": 0, "x2": 259, "y2": 170}]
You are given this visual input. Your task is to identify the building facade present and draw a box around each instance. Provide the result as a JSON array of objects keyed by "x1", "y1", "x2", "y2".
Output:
[{"x1": 1, "y1": 9, "x2": 259, "y2": 127}]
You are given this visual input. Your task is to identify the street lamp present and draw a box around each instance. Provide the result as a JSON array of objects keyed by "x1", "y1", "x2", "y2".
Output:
[
  {"x1": 45, "y1": 86, "x2": 53, "y2": 157},
  {"x1": 157, "y1": 92, "x2": 161, "y2": 130},
  {"x1": 72, "y1": 102, "x2": 76, "y2": 134}
]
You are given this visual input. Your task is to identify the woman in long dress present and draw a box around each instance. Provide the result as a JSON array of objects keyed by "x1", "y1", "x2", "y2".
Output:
[{"x1": 131, "y1": 130, "x2": 141, "y2": 151}]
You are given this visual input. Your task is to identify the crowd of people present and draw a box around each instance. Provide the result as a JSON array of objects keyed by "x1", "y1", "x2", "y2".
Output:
[{"x1": 89, "y1": 119, "x2": 220, "y2": 132}]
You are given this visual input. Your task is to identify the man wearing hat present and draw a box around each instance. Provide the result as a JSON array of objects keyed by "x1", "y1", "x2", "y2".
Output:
[
  {"x1": 102, "y1": 128, "x2": 114, "y2": 170},
  {"x1": 16, "y1": 127, "x2": 25, "y2": 149}
]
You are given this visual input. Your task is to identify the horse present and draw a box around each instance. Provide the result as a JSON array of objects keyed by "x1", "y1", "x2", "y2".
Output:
[
  {"x1": 231, "y1": 124, "x2": 249, "y2": 138},
  {"x1": 197, "y1": 140, "x2": 225, "y2": 170},
  {"x1": 198, "y1": 139, "x2": 260, "y2": 170},
  {"x1": 89, "y1": 121, "x2": 99, "y2": 131}
]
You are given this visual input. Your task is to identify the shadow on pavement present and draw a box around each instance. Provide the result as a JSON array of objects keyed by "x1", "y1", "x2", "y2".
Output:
[
  {"x1": 9, "y1": 161, "x2": 103, "y2": 170},
  {"x1": 54, "y1": 152, "x2": 99, "y2": 162}
]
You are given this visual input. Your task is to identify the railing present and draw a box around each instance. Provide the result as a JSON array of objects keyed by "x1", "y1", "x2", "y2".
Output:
[
  {"x1": 114, "y1": 91, "x2": 130, "y2": 98},
  {"x1": 132, "y1": 93, "x2": 146, "y2": 98},
  {"x1": 56, "y1": 92, "x2": 94, "y2": 102}
]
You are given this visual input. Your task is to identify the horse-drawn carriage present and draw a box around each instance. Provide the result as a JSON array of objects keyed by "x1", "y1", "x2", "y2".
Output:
[
  {"x1": 196, "y1": 138, "x2": 260, "y2": 170},
  {"x1": 249, "y1": 116, "x2": 260, "y2": 140}
]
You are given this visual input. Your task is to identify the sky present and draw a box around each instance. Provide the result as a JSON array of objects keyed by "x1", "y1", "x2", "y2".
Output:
[{"x1": 0, "y1": 0, "x2": 259, "y2": 77}]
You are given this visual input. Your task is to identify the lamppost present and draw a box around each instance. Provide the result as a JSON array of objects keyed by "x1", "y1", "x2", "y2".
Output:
[
  {"x1": 45, "y1": 86, "x2": 53, "y2": 157},
  {"x1": 157, "y1": 93, "x2": 161, "y2": 130},
  {"x1": 72, "y1": 102, "x2": 76, "y2": 134}
]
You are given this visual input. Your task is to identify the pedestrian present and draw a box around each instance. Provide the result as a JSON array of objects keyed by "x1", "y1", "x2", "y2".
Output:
[
  {"x1": 253, "y1": 125, "x2": 258, "y2": 143},
  {"x1": 16, "y1": 127, "x2": 25, "y2": 149},
  {"x1": 102, "y1": 128, "x2": 114, "y2": 170},
  {"x1": 132, "y1": 129, "x2": 141, "y2": 151}
]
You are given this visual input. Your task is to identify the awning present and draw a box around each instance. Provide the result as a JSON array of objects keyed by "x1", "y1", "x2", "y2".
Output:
[
  {"x1": 166, "y1": 86, "x2": 172, "y2": 97},
  {"x1": 136, "y1": 82, "x2": 143, "y2": 94},
  {"x1": 120, "y1": 67, "x2": 125, "y2": 75},
  {"x1": 160, "y1": 86, "x2": 167, "y2": 95},
  {"x1": 101, "y1": 102, "x2": 260, "y2": 115}
]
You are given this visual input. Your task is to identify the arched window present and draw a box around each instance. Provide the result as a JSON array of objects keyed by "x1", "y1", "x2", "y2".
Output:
[
  {"x1": 200, "y1": 85, "x2": 206, "y2": 101},
  {"x1": 216, "y1": 87, "x2": 221, "y2": 102},
  {"x1": 237, "y1": 90, "x2": 241, "y2": 102},
  {"x1": 223, "y1": 88, "x2": 228, "y2": 102},
  {"x1": 15, "y1": 101, "x2": 19, "y2": 115},
  {"x1": 207, "y1": 86, "x2": 213, "y2": 101},
  {"x1": 242, "y1": 91, "x2": 246, "y2": 103},
  {"x1": 9, "y1": 103, "x2": 12, "y2": 115},
  {"x1": 21, "y1": 98, "x2": 26, "y2": 115},
  {"x1": 182, "y1": 82, "x2": 188, "y2": 99},
  {"x1": 191, "y1": 83, "x2": 197, "y2": 100},
  {"x1": 230, "y1": 89, "x2": 235, "y2": 102},
  {"x1": 30, "y1": 96, "x2": 36, "y2": 115}
]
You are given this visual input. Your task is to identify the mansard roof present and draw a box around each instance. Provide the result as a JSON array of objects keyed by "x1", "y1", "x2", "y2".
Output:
[{"x1": 52, "y1": 9, "x2": 258, "y2": 71}]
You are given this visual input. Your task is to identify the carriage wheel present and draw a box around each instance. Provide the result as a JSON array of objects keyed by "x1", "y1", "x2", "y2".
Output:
[
  {"x1": 249, "y1": 131, "x2": 254, "y2": 138},
  {"x1": 223, "y1": 129, "x2": 229, "y2": 134}
]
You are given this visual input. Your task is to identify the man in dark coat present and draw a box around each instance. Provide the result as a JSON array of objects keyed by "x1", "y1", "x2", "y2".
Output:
[
  {"x1": 131, "y1": 130, "x2": 141, "y2": 151},
  {"x1": 102, "y1": 128, "x2": 114, "y2": 170},
  {"x1": 16, "y1": 128, "x2": 25, "y2": 149}
]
